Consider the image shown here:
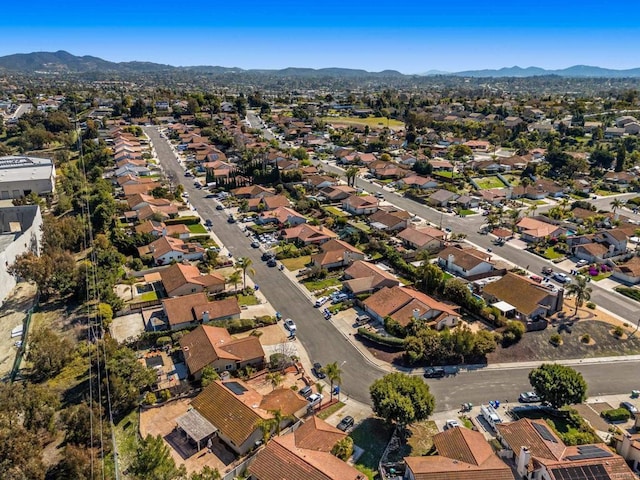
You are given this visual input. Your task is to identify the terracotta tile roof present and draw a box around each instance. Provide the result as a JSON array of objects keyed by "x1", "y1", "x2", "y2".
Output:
[
  {"x1": 138, "y1": 236, "x2": 204, "y2": 261},
  {"x1": 263, "y1": 194, "x2": 291, "y2": 210},
  {"x1": 260, "y1": 388, "x2": 308, "y2": 417},
  {"x1": 122, "y1": 182, "x2": 160, "y2": 196},
  {"x1": 293, "y1": 416, "x2": 346, "y2": 452},
  {"x1": 405, "y1": 427, "x2": 515, "y2": 480},
  {"x1": 282, "y1": 224, "x2": 338, "y2": 243},
  {"x1": 496, "y1": 418, "x2": 565, "y2": 462},
  {"x1": 343, "y1": 261, "x2": 399, "y2": 292},
  {"x1": 438, "y1": 245, "x2": 494, "y2": 271},
  {"x1": 320, "y1": 238, "x2": 363, "y2": 254},
  {"x1": 232, "y1": 185, "x2": 274, "y2": 198},
  {"x1": 191, "y1": 381, "x2": 269, "y2": 447},
  {"x1": 398, "y1": 226, "x2": 445, "y2": 248},
  {"x1": 162, "y1": 292, "x2": 208, "y2": 327},
  {"x1": 342, "y1": 195, "x2": 378, "y2": 209},
  {"x1": 192, "y1": 297, "x2": 241, "y2": 321},
  {"x1": 249, "y1": 430, "x2": 364, "y2": 480},
  {"x1": 259, "y1": 206, "x2": 306, "y2": 224},
  {"x1": 160, "y1": 263, "x2": 225, "y2": 296},
  {"x1": 517, "y1": 217, "x2": 561, "y2": 238},
  {"x1": 615, "y1": 255, "x2": 640, "y2": 276},
  {"x1": 369, "y1": 209, "x2": 409, "y2": 229},
  {"x1": 482, "y1": 273, "x2": 553, "y2": 316},
  {"x1": 179, "y1": 325, "x2": 234, "y2": 374}
]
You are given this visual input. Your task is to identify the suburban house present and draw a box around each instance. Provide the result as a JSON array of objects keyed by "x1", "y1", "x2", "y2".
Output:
[
  {"x1": 0, "y1": 205, "x2": 42, "y2": 306},
  {"x1": 398, "y1": 226, "x2": 446, "y2": 252},
  {"x1": 232, "y1": 185, "x2": 275, "y2": 199},
  {"x1": 603, "y1": 171, "x2": 636, "y2": 190},
  {"x1": 497, "y1": 418, "x2": 635, "y2": 480},
  {"x1": 249, "y1": 416, "x2": 365, "y2": 480},
  {"x1": 180, "y1": 380, "x2": 307, "y2": 456},
  {"x1": 179, "y1": 325, "x2": 264, "y2": 378},
  {"x1": 305, "y1": 174, "x2": 337, "y2": 190},
  {"x1": 396, "y1": 174, "x2": 439, "y2": 190},
  {"x1": 131, "y1": 203, "x2": 179, "y2": 222},
  {"x1": 256, "y1": 206, "x2": 307, "y2": 226},
  {"x1": 281, "y1": 223, "x2": 338, "y2": 245},
  {"x1": 160, "y1": 293, "x2": 241, "y2": 331},
  {"x1": 341, "y1": 195, "x2": 379, "y2": 215},
  {"x1": 516, "y1": 217, "x2": 564, "y2": 243},
  {"x1": 455, "y1": 194, "x2": 480, "y2": 209},
  {"x1": 319, "y1": 185, "x2": 356, "y2": 202},
  {"x1": 481, "y1": 273, "x2": 563, "y2": 323},
  {"x1": 404, "y1": 427, "x2": 514, "y2": 480},
  {"x1": 342, "y1": 261, "x2": 400, "y2": 294},
  {"x1": 135, "y1": 220, "x2": 190, "y2": 239},
  {"x1": 363, "y1": 285, "x2": 460, "y2": 329},
  {"x1": 160, "y1": 262, "x2": 225, "y2": 297},
  {"x1": 138, "y1": 236, "x2": 205, "y2": 265},
  {"x1": 437, "y1": 245, "x2": 495, "y2": 278},
  {"x1": 247, "y1": 194, "x2": 290, "y2": 212},
  {"x1": 613, "y1": 433, "x2": 640, "y2": 472},
  {"x1": 569, "y1": 230, "x2": 628, "y2": 263},
  {"x1": 122, "y1": 182, "x2": 161, "y2": 196},
  {"x1": 430, "y1": 159, "x2": 454, "y2": 171},
  {"x1": 612, "y1": 256, "x2": 640, "y2": 284},
  {"x1": 0, "y1": 155, "x2": 56, "y2": 199},
  {"x1": 126, "y1": 193, "x2": 173, "y2": 211},
  {"x1": 428, "y1": 189, "x2": 459, "y2": 207},
  {"x1": 311, "y1": 238, "x2": 365, "y2": 269},
  {"x1": 368, "y1": 208, "x2": 411, "y2": 231}
]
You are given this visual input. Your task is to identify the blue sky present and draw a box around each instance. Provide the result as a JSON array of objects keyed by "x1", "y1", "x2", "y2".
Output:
[{"x1": 1, "y1": 0, "x2": 639, "y2": 73}]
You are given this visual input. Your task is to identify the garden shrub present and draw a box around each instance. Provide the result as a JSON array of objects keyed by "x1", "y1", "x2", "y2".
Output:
[{"x1": 601, "y1": 408, "x2": 631, "y2": 422}]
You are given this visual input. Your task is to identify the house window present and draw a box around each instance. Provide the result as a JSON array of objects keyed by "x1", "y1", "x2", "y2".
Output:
[
  {"x1": 191, "y1": 288, "x2": 196, "y2": 293},
  {"x1": 225, "y1": 364, "x2": 233, "y2": 370}
]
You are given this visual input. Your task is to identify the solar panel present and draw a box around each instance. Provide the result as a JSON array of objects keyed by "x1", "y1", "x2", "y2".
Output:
[
  {"x1": 223, "y1": 381, "x2": 248, "y2": 395},
  {"x1": 533, "y1": 422, "x2": 558, "y2": 442},
  {"x1": 551, "y1": 465, "x2": 611, "y2": 480},
  {"x1": 566, "y1": 445, "x2": 613, "y2": 461}
]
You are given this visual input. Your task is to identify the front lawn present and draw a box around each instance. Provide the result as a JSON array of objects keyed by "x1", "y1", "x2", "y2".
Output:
[
  {"x1": 139, "y1": 291, "x2": 158, "y2": 302},
  {"x1": 302, "y1": 277, "x2": 342, "y2": 292},
  {"x1": 350, "y1": 418, "x2": 395, "y2": 478},
  {"x1": 317, "y1": 401, "x2": 345, "y2": 420},
  {"x1": 473, "y1": 176, "x2": 507, "y2": 190},
  {"x1": 237, "y1": 294, "x2": 259, "y2": 306},
  {"x1": 542, "y1": 246, "x2": 564, "y2": 260},
  {"x1": 188, "y1": 223, "x2": 208, "y2": 234},
  {"x1": 457, "y1": 209, "x2": 476, "y2": 216},
  {"x1": 350, "y1": 221, "x2": 372, "y2": 233},
  {"x1": 281, "y1": 255, "x2": 311, "y2": 271}
]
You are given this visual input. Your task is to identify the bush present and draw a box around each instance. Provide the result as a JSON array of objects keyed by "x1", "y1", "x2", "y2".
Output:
[
  {"x1": 164, "y1": 216, "x2": 201, "y2": 225},
  {"x1": 586, "y1": 302, "x2": 596, "y2": 309},
  {"x1": 601, "y1": 408, "x2": 631, "y2": 422},
  {"x1": 615, "y1": 287, "x2": 640, "y2": 302},
  {"x1": 357, "y1": 327, "x2": 406, "y2": 349},
  {"x1": 143, "y1": 392, "x2": 157, "y2": 405},
  {"x1": 613, "y1": 326, "x2": 625, "y2": 338},
  {"x1": 550, "y1": 333, "x2": 562, "y2": 346},
  {"x1": 156, "y1": 336, "x2": 172, "y2": 347},
  {"x1": 580, "y1": 333, "x2": 591, "y2": 343},
  {"x1": 384, "y1": 317, "x2": 407, "y2": 339},
  {"x1": 502, "y1": 321, "x2": 525, "y2": 347},
  {"x1": 160, "y1": 389, "x2": 171, "y2": 402}
]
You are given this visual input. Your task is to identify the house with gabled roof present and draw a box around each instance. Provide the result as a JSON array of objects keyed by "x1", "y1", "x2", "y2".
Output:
[
  {"x1": 311, "y1": 239, "x2": 365, "y2": 269},
  {"x1": 368, "y1": 208, "x2": 411, "y2": 231},
  {"x1": 138, "y1": 236, "x2": 205, "y2": 265},
  {"x1": 481, "y1": 272, "x2": 563, "y2": 322},
  {"x1": 319, "y1": 185, "x2": 356, "y2": 202},
  {"x1": 428, "y1": 189, "x2": 459, "y2": 207},
  {"x1": 396, "y1": 174, "x2": 439, "y2": 190},
  {"x1": 516, "y1": 217, "x2": 564, "y2": 243},
  {"x1": 342, "y1": 261, "x2": 400, "y2": 295},
  {"x1": 249, "y1": 416, "x2": 365, "y2": 480},
  {"x1": 256, "y1": 206, "x2": 307, "y2": 226},
  {"x1": 305, "y1": 174, "x2": 337, "y2": 190},
  {"x1": 497, "y1": 417, "x2": 635, "y2": 480},
  {"x1": 135, "y1": 220, "x2": 190, "y2": 239},
  {"x1": 232, "y1": 185, "x2": 275, "y2": 199},
  {"x1": 161, "y1": 293, "x2": 241, "y2": 331},
  {"x1": 247, "y1": 194, "x2": 291, "y2": 212},
  {"x1": 405, "y1": 427, "x2": 514, "y2": 480},
  {"x1": 612, "y1": 256, "x2": 640, "y2": 284},
  {"x1": 341, "y1": 195, "x2": 378, "y2": 215},
  {"x1": 281, "y1": 224, "x2": 338, "y2": 246},
  {"x1": 398, "y1": 226, "x2": 446, "y2": 252},
  {"x1": 160, "y1": 262, "x2": 225, "y2": 297},
  {"x1": 179, "y1": 325, "x2": 264, "y2": 378},
  {"x1": 437, "y1": 245, "x2": 495, "y2": 278},
  {"x1": 363, "y1": 285, "x2": 459, "y2": 329}
]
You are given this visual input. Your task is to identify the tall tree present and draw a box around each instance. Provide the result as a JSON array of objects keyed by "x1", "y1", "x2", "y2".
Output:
[
  {"x1": 324, "y1": 362, "x2": 343, "y2": 401},
  {"x1": 565, "y1": 275, "x2": 592, "y2": 316},
  {"x1": 610, "y1": 198, "x2": 624, "y2": 214},
  {"x1": 129, "y1": 434, "x2": 186, "y2": 480},
  {"x1": 227, "y1": 270, "x2": 241, "y2": 296},
  {"x1": 236, "y1": 257, "x2": 255, "y2": 290},
  {"x1": 369, "y1": 373, "x2": 435, "y2": 427},
  {"x1": 528, "y1": 364, "x2": 587, "y2": 409}
]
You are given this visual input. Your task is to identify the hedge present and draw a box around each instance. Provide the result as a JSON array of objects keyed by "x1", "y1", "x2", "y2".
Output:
[
  {"x1": 601, "y1": 408, "x2": 631, "y2": 422},
  {"x1": 356, "y1": 327, "x2": 406, "y2": 349},
  {"x1": 165, "y1": 216, "x2": 202, "y2": 225},
  {"x1": 615, "y1": 287, "x2": 640, "y2": 302}
]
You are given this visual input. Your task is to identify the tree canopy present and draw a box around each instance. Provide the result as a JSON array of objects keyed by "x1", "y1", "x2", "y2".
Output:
[
  {"x1": 528, "y1": 364, "x2": 587, "y2": 409},
  {"x1": 369, "y1": 372, "x2": 435, "y2": 426}
]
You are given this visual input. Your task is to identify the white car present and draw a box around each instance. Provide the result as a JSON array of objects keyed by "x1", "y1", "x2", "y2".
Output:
[
  {"x1": 576, "y1": 259, "x2": 589, "y2": 268},
  {"x1": 444, "y1": 419, "x2": 460, "y2": 430},
  {"x1": 552, "y1": 272, "x2": 569, "y2": 283},
  {"x1": 307, "y1": 393, "x2": 324, "y2": 408},
  {"x1": 314, "y1": 296, "x2": 329, "y2": 307},
  {"x1": 284, "y1": 318, "x2": 297, "y2": 333}
]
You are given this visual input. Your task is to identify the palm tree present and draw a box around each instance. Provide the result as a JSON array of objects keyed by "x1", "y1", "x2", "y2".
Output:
[
  {"x1": 268, "y1": 408, "x2": 294, "y2": 437},
  {"x1": 527, "y1": 204, "x2": 538, "y2": 217},
  {"x1": 520, "y1": 177, "x2": 532, "y2": 206},
  {"x1": 559, "y1": 197, "x2": 570, "y2": 214},
  {"x1": 236, "y1": 257, "x2": 255, "y2": 290},
  {"x1": 227, "y1": 270, "x2": 241, "y2": 296},
  {"x1": 255, "y1": 417, "x2": 276, "y2": 444},
  {"x1": 324, "y1": 362, "x2": 343, "y2": 401},
  {"x1": 565, "y1": 275, "x2": 592, "y2": 317},
  {"x1": 266, "y1": 372, "x2": 283, "y2": 391},
  {"x1": 610, "y1": 198, "x2": 624, "y2": 214},
  {"x1": 509, "y1": 209, "x2": 521, "y2": 233},
  {"x1": 345, "y1": 166, "x2": 359, "y2": 187}
]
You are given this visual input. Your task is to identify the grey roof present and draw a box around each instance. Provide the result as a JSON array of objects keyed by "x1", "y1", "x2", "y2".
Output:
[
  {"x1": 0, "y1": 156, "x2": 54, "y2": 183},
  {"x1": 176, "y1": 408, "x2": 218, "y2": 443}
]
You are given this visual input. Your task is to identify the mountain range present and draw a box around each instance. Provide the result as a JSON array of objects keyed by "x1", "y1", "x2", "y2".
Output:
[{"x1": 2, "y1": 51, "x2": 640, "y2": 78}]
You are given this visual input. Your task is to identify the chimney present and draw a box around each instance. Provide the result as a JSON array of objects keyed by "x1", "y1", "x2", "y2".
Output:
[
  {"x1": 202, "y1": 311, "x2": 209, "y2": 323},
  {"x1": 413, "y1": 308, "x2": 421, "y2": 320},
  {"x1": 517, "y1": 446, "x2": 531, "y2": 477},
  {"x1": 619, "y1": 433, "x2": 633, "y2": 458}
]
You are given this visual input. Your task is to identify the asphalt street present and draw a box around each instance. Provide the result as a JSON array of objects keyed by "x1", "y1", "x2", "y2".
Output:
[{"x1": 145, "y1": 125, "x2": 640, "y2": 412}]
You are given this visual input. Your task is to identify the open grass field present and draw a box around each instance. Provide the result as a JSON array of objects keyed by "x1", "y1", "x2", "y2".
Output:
[
  {"x1": 321, "y1": 116, "x2": 405, "y2": 130},
  {"x1": 473, "y1": 176, "x2": 507, "y2": 189}
]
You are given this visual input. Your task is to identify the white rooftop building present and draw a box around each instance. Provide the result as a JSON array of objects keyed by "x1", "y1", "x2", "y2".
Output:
[{"x1": 0, "y1": 156, "x2": 56, "y2": 199}]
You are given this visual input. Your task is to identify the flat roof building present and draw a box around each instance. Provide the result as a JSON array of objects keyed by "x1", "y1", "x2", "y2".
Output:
[{"x1": 0, "y1": 156, "x2": 56, "y2": 199}]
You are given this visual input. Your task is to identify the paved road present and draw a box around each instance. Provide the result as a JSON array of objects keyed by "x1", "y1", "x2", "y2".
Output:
[
  {"x1": 145, "y1": 125, "x2": 640, "y2": 412},
  {"x1": 144, "y1": 126, "x2": 384, "y2": 405}
]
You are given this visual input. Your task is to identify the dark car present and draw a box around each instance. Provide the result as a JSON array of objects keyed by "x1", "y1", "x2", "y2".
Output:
[
  {"x1": 267, "y1": 258, "x2": 277, "y2": 267},
  {"x1": 205, "y1": 219, "x2": 213, "y2": 227},
  {"x1": 261, "y1": 252, "x2": 275, "y2": 261},
  {"x1": 216, "y1": 204, "x2": 224, "y2": 210},
  {"x1": 227, "y1": 216, "x2": 236, "y2": 223},
  {"x1": 250, "y1": 241, "x2": 260, "y2": 248},
  {"x1": 312, "y1": 362, "x2": 326, "y2": 379},
  {"x1": 621, "y1": 401, "x2": 639, "y2": 414},
  {"x1": 423, "y1": 367, "x2": 446, "y2": 378},
  {"x1": 299, "y1": 386, "x2": 312, "y2": 398},
  {"x1": 336, "y1": 416, "x2": 354, "y2": 432},
  {"x1": 205, "y1": 194, "x2": 216, "y2": 198}
]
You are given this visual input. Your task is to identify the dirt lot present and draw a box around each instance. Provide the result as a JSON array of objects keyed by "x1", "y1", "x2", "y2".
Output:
[{"x1": 0, "y1": 282, "x2": 37, "y2": 378}]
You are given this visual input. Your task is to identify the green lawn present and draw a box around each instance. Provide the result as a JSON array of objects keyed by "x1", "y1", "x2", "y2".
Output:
[
  {"x1": 458, "y1": 209, "x2": 476, "y2": 216},
  {"x1": 350, "y1": 221, "x2": 372, "y2": 233},
  {"x1": 350, "y1": 418, "x2": 395, "y2": 478},
  {"x1": 591, "y1": 272, "x2": 612, "y2": 281},
  {"x1": 237, "y1": 294, "x2": 259, "y2": 306},
  {"x1": 473, "y1": 176, "x2": 507, "y2": 190},
  {"x1": 595, "y1": 189, "x2": 617, "y2": 196},
  {"x1": 302, "y1": 277, "x2": 342, "y2": 292},
  {"x1": 139, "y1": 291, "x2": 158, "y2": 301},
  {"x1": 317, "y1": 401, "x2": 345, "y2": 420},
  {"x1": 542, "y1": 246, "x2": 564, "y2": 260},
  {"x1": 188, "y1": 224, "x2": 208, "y2": 234},
  {"x1": 324, "y1": 206, "x2": 349, "y2": 217},
  {"x1": 321, "y1": 116, "x2": 405, "y2": 130},
  {"x1": 616, "y1": 286, "x2": 640, "y2": 302},
  {"x1": 281, "y1": 255, "x2": 311, "y2": 271}
]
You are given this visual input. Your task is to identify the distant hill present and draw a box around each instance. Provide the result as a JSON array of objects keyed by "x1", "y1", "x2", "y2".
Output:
[{"x1": 1, "y1": 51, "x2": 640, "y2": 78}]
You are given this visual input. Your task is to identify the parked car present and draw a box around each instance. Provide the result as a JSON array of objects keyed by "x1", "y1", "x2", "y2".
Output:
[
  {"x1": 444, "y1": 419, "x2": 460, "y2": 430},
  {"x1": 529, "y1": 275, "x2": 543, "y2": 283},
  {"x1": 284, "y1": 318, "x2": 296, "y2": 333},
  {"x1": 307, "y1": 393, "x2": 323, "y2": 408},
  {"x1": 519, "y1": 391, "x2": 540, "y2": 403},
  {"x1": 374, "y1": 192, "x2": 384, "y2": 198},
  {"x1": 227, "y1": 215, "x2": 236, "y2": 224},
  {"x1": 261, "y1": 251, "x2": 275, "y2": 261},
  {"x1": 576, "y1": 259, "x2": 589, "y2": 268},
  {"x1": 216, "y1": 204, "x2": 224, "y2": 210},
  {"x1": 542, "y1": 266, "x2": 553, "y2": 275},
  {"x1": 267, "y1": 258, "x2": 277, "y2": 267},
  {"x1": 205, "y1": 219, "x2": 213, "y2": 227},
  {"x1": 355, "y1": 314, "x2": 371, "y2": 326},
  {"x1": 299, "y1": 386, "x2": 312, "y2": 398},
  {"x1": 331, "y1": 293, "x2": 348, "y2": 304},
  {"x1": 552, "y1": 272, "x2": 569, "y2": 283},
  {"x1": 337, "y1": 416, "x2": 354, "y2": 432},
  {"x1": 314, "y1": 296, "x2": 329, "y2": 308},
  {"x1": 424, "y1": 367, "x2": 446, "y2": 378},
  {"x1": 312, "y1": 362, "x2": 326, "y2": 379},
  {"x1": 620, "y1": 401, "x2": 639, "y2": 414},
  {"x1": 250, "y1": 241, "x2": 260, "y2": 248}
]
